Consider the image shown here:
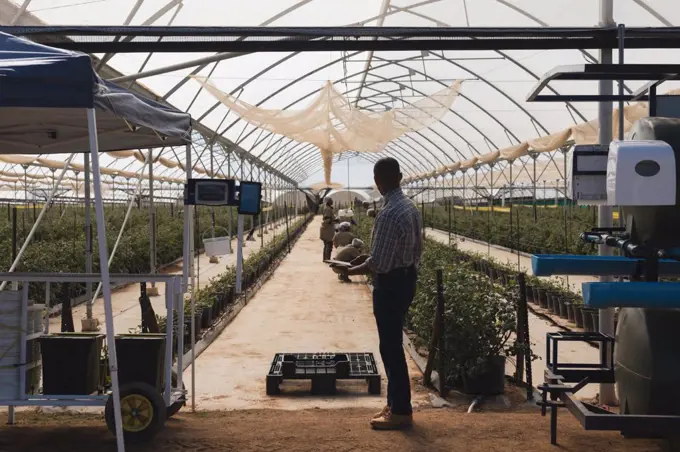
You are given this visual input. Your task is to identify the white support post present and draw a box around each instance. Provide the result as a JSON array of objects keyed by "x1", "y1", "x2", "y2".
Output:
[
  {"x1": 235, "y1": 215, "x2": 245, "y2": 293},
  {"x1": 182, "y1": 143, "x2": 196, "y2": 413},
  {"x1": 598, "y1": 0, "x2": 617, "y2": 407},
  {"x1": 149, "y1": 149, "x2": 158, "y2": 294},
  {"x1": 85, "y1": 154, "x2": 93, "y2": 319},
  {"x1": 87, "y1": 109, "x2": 125, "y2": 452}
]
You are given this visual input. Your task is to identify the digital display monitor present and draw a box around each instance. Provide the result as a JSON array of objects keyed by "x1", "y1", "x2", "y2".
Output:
[
  {"x1": 184, "y1": 179, "x2": 236, "y2": 206},
  {"x1": 238, "y1": 181, "x2": 262, "y2": 215},
  {"x1": 196, "y1": 181, "x2": 228, "y2": 203}
]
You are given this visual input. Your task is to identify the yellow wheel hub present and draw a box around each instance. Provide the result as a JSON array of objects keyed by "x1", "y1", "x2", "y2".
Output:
[{"x1": 120, "y1": 394, "x2": 154, "y2": 432}]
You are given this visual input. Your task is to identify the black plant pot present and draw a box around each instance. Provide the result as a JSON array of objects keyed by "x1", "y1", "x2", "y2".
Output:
[
  {"x1": 550, "y1": 294, "x2": 561, "y2": 315},
  {"x1": 544, "y1": 292, "x2": 553, "y2": 311},
  {"x1": 581, "y1": 308, "x2": 596, "y2": 332},
  {"x1": 526, "y1": 285, "x2": 535, "y2": 303},
  {"x1": 536, "y1": 288, "x2": 548, "y2": 309},
  {"x1": 565, "y1": 302, "x2": 575, "y2": 322},
  {"x1": 193, "y1": 313, "x2": 202, "y2": 336},
  {"x1": 558, "y1": 298, "x2": 569, "y2": 319},
  {"x1": 590, "y1": 310, "x2": 600, "y2": 332},
  {"x1": 462, "y1": 356, "x2": 506, "y2": 396},
  {"x1": 573, "y1": 305, "x2": 584, "y2": 328},
  {"x1": 200, "y1": 306, "x2": 212, "y2": 329}
]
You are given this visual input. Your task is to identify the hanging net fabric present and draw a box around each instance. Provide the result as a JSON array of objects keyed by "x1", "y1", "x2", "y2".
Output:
[
  {"x1": 192, "y1": 76, "x2": 462, "y2": 184},
  {"x1": 309, "y1": 181, "x2": 344, "y2": 191}
]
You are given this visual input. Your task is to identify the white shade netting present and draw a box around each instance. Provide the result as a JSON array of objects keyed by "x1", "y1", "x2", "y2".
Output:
[{"x1": 192, "y1": 76, "x2": 462, "y2": 184}]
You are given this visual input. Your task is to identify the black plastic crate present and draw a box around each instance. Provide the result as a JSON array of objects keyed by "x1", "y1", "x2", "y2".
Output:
[{"x1": 266, "y1": 352, "x2": 381, "y2": 395}]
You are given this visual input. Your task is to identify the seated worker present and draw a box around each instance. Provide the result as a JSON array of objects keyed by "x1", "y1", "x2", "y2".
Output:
[
  {"x1": 333, "y1": 222, "x2": 355, "y2": 248},
  {"x1": 333, "y1": 239, "x2": 365, "y2": 282}
]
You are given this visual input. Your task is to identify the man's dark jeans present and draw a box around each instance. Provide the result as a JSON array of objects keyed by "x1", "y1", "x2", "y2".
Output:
[{"x1": 373, "y1": 266, "x2": 417, "y2": 416}]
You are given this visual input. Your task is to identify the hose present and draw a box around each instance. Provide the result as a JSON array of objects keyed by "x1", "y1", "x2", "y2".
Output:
[{"x1": 467, "y1": 395, "x2": 484, "y2": 413}]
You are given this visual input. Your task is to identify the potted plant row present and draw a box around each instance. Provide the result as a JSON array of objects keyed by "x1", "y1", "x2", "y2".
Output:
[{"x1": 156, "y1": 214, "x2": 313, "y2": 346}]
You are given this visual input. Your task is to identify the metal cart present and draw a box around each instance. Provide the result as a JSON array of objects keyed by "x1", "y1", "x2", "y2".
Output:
[{"x1": 0, "y1": 273, "x2": 188, "y2": 443}]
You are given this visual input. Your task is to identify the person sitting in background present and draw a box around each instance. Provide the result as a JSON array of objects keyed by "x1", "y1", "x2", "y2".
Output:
[
  {"x1": 333, "y1": 222, "x2": 355, "y2": 248},
  {"x1": 333, "y1": 239, "x2": 365, "y2": 282}
]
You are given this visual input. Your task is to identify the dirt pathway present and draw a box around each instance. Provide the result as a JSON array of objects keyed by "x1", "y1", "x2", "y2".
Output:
[{"x1": 185, "y1": 215, "x2": 428, "y2": 410}]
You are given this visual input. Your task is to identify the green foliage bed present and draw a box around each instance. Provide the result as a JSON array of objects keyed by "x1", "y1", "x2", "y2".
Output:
[
  {"x1": 420, "y1": 203, "x2": 604, "y2": 256},
  {"x1": 0, "y1": 202, "x2": 297, "y2": 304}
]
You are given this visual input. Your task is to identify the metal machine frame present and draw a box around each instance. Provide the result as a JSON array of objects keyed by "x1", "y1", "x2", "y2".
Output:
[{"x1": 527, "y1": 23, "x2": 680, "y2": 444}]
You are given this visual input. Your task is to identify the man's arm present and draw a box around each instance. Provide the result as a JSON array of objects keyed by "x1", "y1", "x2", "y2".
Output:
[{"x1": 346, "y1": 212, "x2": 396, "y2": 276}]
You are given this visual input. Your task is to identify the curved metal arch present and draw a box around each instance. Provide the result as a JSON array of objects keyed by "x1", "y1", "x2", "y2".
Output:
[
  {"x1": 493, "y1": 0, "x2": 639, "y2": 96},
  {"x1": 159, "y1": 0, "x2": 440, "y2": 101},
  {"x1": 369, "y1": 56, "x2": 522, "y2": 144},
  {"x1": 631, "y1": 0, "x2": 674, "y2": 26}
]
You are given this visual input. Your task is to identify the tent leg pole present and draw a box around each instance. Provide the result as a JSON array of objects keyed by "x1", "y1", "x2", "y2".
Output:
[
  {"x1": 85, "y1": 154, "x2": 93, "y2": 319},
  {"x1": 87, "y1": 108, "x2": 125, "y2": 452}
]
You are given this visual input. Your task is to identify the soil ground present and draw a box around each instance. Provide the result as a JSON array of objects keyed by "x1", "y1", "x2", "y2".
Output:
[
  {"x1": 0, "y1": 408, "x2": 664, "y2": 452},
  {"x1": 184, "y1": 215, "x2": 428, "y2": 411}
]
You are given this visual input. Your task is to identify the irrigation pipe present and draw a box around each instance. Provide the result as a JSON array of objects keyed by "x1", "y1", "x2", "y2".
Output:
[
  {"x1": 88, "y1": 155, "x2": 151, "y2": 306},
  {"x1": 467, "y1": 395, "x2": 483, "y2": 413},
  {"x1": 0, "y1": 153, "x2": 76, "y2": 292}
]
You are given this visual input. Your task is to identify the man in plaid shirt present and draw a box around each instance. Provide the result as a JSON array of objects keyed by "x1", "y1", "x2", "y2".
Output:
[{"x1": 340, "y1": 157, "x2": 422, "y2": 430}]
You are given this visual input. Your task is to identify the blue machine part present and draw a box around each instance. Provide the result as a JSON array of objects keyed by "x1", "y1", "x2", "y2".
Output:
[
  {"x1": 532, "y1": 254, "x2": 680, "y2": 277},
  {"x1": 583, "y1": 282, "x2": 680, "y2": 309}
]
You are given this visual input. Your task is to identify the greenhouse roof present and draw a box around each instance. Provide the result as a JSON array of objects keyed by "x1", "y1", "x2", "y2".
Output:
[{"x1": 1, "y1": 0, "x2": 680, "y2": 197}]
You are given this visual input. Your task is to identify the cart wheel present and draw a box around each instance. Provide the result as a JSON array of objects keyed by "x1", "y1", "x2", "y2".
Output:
[
  {"x1": 368, "y1": 377, "x2": 381, "y2": 395},
  {"x1": 167, "y1": 370, "x2": 186, "y2": 418},
  {"x1": 105, "y1": 382, "x2": 166, "y2": 443}
]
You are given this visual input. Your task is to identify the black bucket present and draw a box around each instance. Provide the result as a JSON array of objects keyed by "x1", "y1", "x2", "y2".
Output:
[
  {"x1": 115, "y1": 334, "x2": 166, "y2": 391},
  {"x1": 40, "y1": 333, "x2": 104, "y2": 395}
]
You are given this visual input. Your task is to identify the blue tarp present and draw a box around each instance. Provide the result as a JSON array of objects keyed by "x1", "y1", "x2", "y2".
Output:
[
  {"x1": 0, "y1": 32, "x2": 95, "y2": 108},
  {"x1": 0, "y1": 32, "x2": 191, "y2": 153}
]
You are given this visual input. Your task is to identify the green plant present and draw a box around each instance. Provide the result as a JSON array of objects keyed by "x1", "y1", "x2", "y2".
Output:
[{"x1": 353, "y1": 209, "x2": 534, "y2": 389}]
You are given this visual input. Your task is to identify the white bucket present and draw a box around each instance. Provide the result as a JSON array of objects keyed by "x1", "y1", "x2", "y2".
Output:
[
  {"x1": 202, "y1": 226, "x2": 232, "y2": 257},
  {"x1": 203, "y1": 236, "x2": 232, "y2": 257}
]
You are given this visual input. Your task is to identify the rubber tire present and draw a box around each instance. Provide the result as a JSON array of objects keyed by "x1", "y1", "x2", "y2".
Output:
[
  {"x1": 105, "y1": 382, "x2": 167, "y2": 444},
  {"x1": 167, "y1": 370, "x2": 186, "y2": 418}
]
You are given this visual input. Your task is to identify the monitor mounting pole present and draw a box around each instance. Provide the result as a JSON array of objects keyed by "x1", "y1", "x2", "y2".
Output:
[{"x1": 598, "y1": 0, "x2": 617, "y2": 407}]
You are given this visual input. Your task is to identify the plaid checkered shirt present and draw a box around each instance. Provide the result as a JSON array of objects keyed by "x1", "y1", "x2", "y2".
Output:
[{"x1": 367, "y1": 188, "x2": 423, "y2": 274}]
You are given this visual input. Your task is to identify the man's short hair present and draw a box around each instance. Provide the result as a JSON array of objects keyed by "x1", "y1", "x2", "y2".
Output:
[{"x1": 374, "y1": 157, "x2": 400, "y2": 177}]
